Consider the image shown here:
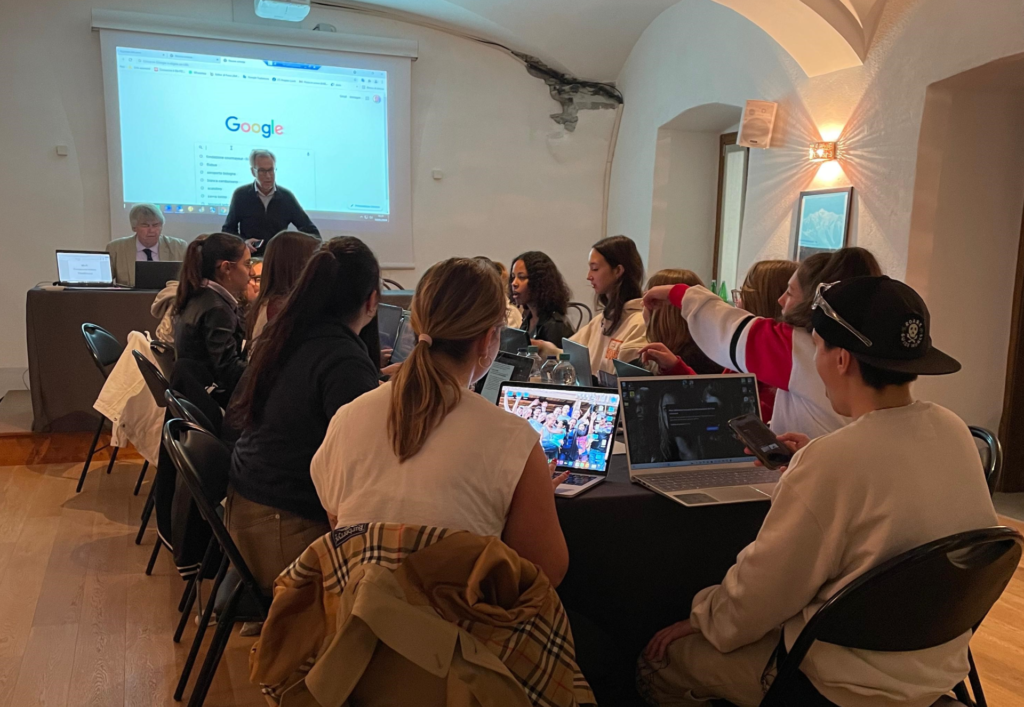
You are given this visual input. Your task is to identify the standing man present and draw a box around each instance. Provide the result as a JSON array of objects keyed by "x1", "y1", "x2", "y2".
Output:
[
  {"x1": 107, "y1": 203, "x2": 187, "y2": 287},
  {"x1": 222, "y1": 149, "x2": 320, "y2": 256}
]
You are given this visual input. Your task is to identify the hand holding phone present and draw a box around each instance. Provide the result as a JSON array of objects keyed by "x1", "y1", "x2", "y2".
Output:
[{"x1": 728, "y1": 414, "x2": 795, "y2": 471}]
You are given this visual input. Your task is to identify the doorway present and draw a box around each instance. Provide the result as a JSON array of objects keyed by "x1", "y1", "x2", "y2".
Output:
[{"x1": 712, "y1": 133, "x2": 749, "y2": 294}]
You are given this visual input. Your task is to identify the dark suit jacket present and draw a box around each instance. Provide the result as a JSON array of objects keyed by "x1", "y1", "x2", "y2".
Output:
[{"x1": 222, "y1": 183, "x2": 320, "y2": 256}]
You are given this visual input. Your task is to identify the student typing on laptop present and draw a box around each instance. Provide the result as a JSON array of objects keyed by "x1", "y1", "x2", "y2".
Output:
[{"x1": 637, "y1": 276, "x2": 997, "y2": 707}]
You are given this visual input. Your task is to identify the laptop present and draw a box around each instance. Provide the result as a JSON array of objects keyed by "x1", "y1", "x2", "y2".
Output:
[
  {"x1": 377, "y1": 303, "x2": 404, "y2": 351},
  {"x1": 55, "y1": 250, "x2": 116, "y2": 287},
  {"x1": 561, "y1": 338, "x2": 592, "y2": 386},
  {"x1": 134, "y1": 260, "x2": 181, "y2": 290},
  {"x1": 614, "y1": 359, "x2": 653, "y2": 379},
  {"x1": 475, "y1": 351, "x2": 535, "y2": 404},
  {"x1": 390, "y1": 311, "x2": 416, "y2": 364},
  {"x1": 500, "y1": 327, "x2": 531, "y2": 354},
  {"x1": 619, "y1": 374, "x2": 780, "y2": 506},
  {"x1": 497, "y1": 381, "x2": 621, "y2": 497}
]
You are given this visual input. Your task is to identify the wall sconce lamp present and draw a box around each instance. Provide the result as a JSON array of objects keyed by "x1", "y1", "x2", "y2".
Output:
[{"x1": 809, "y1": 141, "x2": 838, "y2": 162}]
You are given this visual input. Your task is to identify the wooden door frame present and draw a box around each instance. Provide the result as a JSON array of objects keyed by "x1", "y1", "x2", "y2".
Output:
[{"x1": 998, "y1": 198, "x2": 1024, "y2": 492}]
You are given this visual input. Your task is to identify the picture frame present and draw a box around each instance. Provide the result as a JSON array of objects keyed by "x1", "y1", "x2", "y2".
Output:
[{"x1": 793, "y1": 187, "x2": 853, "y2": 261}]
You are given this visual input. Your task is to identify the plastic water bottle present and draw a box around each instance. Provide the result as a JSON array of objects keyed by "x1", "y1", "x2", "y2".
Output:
[
  {"x1": 539, "y1": 356, "x2": 558, "y2": 383},
  {"x1": 551, "y1": 353, "x2": 576, "y2": 386},
  {"x1": 527, "y1": 346, "x2": 545, "y2": 382}
]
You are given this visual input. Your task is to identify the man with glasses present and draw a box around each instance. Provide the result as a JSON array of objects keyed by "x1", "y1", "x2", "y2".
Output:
[
  {"x1": 638, "y1": 276, "x2": 997, "y2": 707},
  {"x1": 222, "y1": 149, "x2": 320, "y2": 257},
  {"x1": 106, "y1": 203, "x2": 187, "y2": 286}
]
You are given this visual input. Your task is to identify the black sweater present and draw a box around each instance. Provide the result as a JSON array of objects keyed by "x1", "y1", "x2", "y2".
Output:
[
  {"x1": 222, "y1": 183, "x2": 320, "y2": 256},
  {"x1": 229, "y1": 321, "x2": 379, "y2": 521},
  {"x1": 521, "y1": 309, "x2": 576, "y2": 347}
]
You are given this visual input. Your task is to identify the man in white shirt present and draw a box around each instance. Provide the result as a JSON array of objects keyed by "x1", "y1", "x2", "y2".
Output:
[
  {"x1": 638, "y1": 276, "x2": 998, "y2": 707},
  {"x1": 106, "y1": 203, "x2": 187, "y2": 287}
]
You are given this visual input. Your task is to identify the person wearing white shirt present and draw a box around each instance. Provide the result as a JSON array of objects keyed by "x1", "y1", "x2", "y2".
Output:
[
  {"x1": 639, "y1": 276, "x2": 998, "y2": 707},
  {"x1": 106, "y1": 203, "x2": 187, "y2": 287}
]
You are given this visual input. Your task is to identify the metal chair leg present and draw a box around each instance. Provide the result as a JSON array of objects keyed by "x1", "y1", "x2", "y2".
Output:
[
  {"x1": 145, "y1": 538, "x2": 162, "y2": 576},
  {"x1": 104, "y1": 445, "x2": 119, "y2": 474},
  {"x1": 968, "y1": 648, "x2": 986, "y2": 707},
  {"x1": 135, "y1": 484, "x2": 156, "y2": 545},
  {"x1": 187, "y1": 580, "x2": 242, "y2": 707},
  {"x1": 76, "y1": 416, "x2": 105, "y2": 493},
  {"x1": 175, "y1": 556, "x2": 229, "y2": 702},
  {"x1": 133, "y1": 460, "x2": 149, "y2": 496},
  {"x1": 175, "y1": 576, "x2": 198, "y2": 643}
]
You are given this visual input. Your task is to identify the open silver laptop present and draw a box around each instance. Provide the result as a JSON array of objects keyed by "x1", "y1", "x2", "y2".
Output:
[
  {"x1": 619, "y1": 374, "x2": 780, "y2": 506},
  {"x1": 561, "y1": 338, "x2": 592, "y2": 386},
  {"x1": 55, "y1": 250, "x2": 116, "y2": 287}
]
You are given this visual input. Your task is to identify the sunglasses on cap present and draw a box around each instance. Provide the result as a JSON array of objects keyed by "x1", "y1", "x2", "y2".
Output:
[{"x1": 812, "y1": 281, "x2": 873, "y2": 348}]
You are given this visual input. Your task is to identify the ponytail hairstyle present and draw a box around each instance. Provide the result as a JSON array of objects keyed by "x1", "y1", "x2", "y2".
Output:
[
  {"x1": 245, "y1": 230, "x2": 320, "y2": 339},
  {"x1": 738, "y1": 260, "x2": 799, "y2": 321},
  {"x1": 230, "y1": 236, "x2": 381, "y2": 428},
  {"x1": 786, "y1": 247, "x2": 882, "y2": 330},
  {"x1": 388, "y1": 258, "x2": 506, "y2": 462},
  {"x1": 592, "y1": 235, "x2": 644, "y2": 335},
  {"x1": 174, "y1": 232, "x2": 247, "y2": 314}
]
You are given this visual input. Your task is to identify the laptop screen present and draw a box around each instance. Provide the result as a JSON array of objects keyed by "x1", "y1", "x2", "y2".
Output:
[
  {"x1": 56, "y1": 251, "x2": 113, "y2": 285},
  {"x1": 377, "y1": 303, "x2": 404, "y2": 351},
  {"x1": 498, "y1": 382, "x2": 621, "y2": 474},
  {"x1": 476, "y1": 352, "x2": 534, "y2": 404},
  {"x1": 390, "y1": 312, "x2": 416, "y2": 364},
  {"x1": 620, "y1": 375, "x2": 759, "y2": 470}
]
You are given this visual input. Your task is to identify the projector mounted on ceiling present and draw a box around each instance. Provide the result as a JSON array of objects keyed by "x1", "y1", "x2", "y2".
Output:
[{"x1": 254, "y1": 0, "x2": 310, "y2": 22}]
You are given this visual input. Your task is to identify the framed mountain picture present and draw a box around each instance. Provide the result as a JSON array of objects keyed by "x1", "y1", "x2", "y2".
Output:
[{"x1": 793, "y1": 187, "x2": 853, "y2": 261}]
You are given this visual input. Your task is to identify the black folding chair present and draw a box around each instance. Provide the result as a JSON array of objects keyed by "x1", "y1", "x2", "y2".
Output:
[
  {"x1": 150, "y1": 339, "x2": 176, "y2": 379},
  {"x1": 969, "y1": 426, "x2": 1002, "y2": 495},
  {"x1": 165, "y1": 418, "x2": 271, "y2": 707},
  {"x1": 568, "y1": 301, "x2": 593, "y2": 331},
  {"x1": 77, "y1": 324, "x2": 125, "y2": 492},
  {"x1": 760, "y1": 527, "x2": 1023, "y2": 707}
]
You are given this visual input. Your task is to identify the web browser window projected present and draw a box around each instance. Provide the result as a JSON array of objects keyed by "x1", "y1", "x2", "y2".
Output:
[{"x1": 115, "y1": 46, "x2": 390, "y2": 221}]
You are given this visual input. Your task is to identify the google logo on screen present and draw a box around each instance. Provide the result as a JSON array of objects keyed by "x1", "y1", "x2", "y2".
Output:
[{"x1": 225, "y1": 116, "x2": 283, "y2": 138}]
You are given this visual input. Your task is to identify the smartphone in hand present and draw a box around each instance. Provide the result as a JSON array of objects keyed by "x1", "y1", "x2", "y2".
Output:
[{"x1": 728, "y1": 413, "x2": 793, "y2": 470}]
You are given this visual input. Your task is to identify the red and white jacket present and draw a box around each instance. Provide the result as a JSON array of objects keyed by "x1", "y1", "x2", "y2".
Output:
[{"x1": 668, "y1": 284, "x2": 849, "y2": 438}]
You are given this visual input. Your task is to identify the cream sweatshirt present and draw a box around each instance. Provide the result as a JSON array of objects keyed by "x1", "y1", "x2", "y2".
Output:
[
  {"x1": 690, "y1": 401, "x2": 998, "y2": 707},
  {"x1": 568, "y1": 299, "x2": 648, "y2": 377}
]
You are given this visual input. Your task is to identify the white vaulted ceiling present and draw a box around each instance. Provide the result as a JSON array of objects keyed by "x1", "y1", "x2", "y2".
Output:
[{"x1": 316, "y1": 0, "x2": 891, "y2": 80}]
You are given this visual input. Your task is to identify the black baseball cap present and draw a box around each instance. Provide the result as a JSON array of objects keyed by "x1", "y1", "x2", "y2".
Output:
[{"x1": 811, "y1": 276, "x2": 960, "y2": 375}]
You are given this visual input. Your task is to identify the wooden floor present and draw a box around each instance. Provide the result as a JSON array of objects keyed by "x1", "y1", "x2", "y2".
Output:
[{"x1": 1, "y1": 433, "x2": 1023, "y2": 707}]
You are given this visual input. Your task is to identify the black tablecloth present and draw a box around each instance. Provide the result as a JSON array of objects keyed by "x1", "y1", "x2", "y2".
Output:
[{"x1": 556, "y1": 455, "x2": 769, "y2": 657}]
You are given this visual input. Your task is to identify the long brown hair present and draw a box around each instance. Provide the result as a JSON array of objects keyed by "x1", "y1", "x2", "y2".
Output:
[
  {"x1": 174, "y1": 232, "x2": 247, "y2": 314},
  {"x1": 592, "y1": 235, "x2": 644, "y2": 335},
  {"x1": 646, "y1": 269, "x2": 722, "y2": 375},
  {"x1": 388, "y1": 258, "x2": 506, "y2": 462},
  {"x1": 231, "y1": 237, "x2": 381, "y2": 428},
  {"x1": 786, "y1": 247, "x2": 882, "y2": 330},
  {"x1": 245, "y1": 230, "x2": 319, "y2": 339},
  {"x1": 739, "y1": 260, "x2": 799, "y2": 321}
]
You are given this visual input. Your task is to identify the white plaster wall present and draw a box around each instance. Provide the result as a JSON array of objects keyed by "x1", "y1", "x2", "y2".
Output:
[{"x1": 0, "y1": 0, "x2": 612, "y2": 389}]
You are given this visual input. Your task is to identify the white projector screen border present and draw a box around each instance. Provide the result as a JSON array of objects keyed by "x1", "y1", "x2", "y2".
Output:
[{"x1": 97, "y1": 20, "x2": 415, "y2": 268}]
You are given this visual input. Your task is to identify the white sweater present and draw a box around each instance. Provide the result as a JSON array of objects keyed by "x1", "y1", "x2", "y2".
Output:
[
  {"x1": 690, "y1": 401, "x2": 998, "y2": 707},
  {"x1": 568, "y1": 299, "x2": 648, "y2": 377}
]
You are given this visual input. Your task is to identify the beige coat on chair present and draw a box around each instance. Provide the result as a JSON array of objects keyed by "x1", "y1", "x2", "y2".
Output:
[{"x1": 106, "y1": 234, "x2": 188, "y2": 287}]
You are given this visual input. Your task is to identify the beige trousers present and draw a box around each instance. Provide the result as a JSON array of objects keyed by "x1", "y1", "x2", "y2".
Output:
[
  {"x1": 224, "y1": 489, "x2": 330, "y2": 593},
  {"x1": 636, "y1": 629, "x2": 780, "y2": 707}
]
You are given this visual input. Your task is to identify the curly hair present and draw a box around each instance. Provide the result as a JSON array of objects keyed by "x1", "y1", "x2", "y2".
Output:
[{"x1": 509, "y1": 251, "x2": 571, "y2": 318}]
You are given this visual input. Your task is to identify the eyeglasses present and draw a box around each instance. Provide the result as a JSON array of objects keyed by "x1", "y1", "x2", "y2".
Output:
[
  {"x1": 250, "y1": 275, "x2": 261, "y2": 284},
  {"x1": 256, "y1": 167, "x2": 275, "y2": 176},
  {"x1": 812, "y1": 282, "x2": 872, "y2": 347}
]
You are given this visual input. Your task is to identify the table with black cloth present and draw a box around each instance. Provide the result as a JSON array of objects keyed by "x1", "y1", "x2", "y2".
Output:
[
  {"x1": 556, "y1": 455, "x2": 769, "y2": 703},
  {"x1": 25, "y1": 286, "x2": 417, "y2": 432}
]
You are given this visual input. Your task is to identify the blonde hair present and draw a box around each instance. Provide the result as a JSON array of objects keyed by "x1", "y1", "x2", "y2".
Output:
[
  {"x1": 738, "y1": 260, "x2": 798, "y2": 321},
  {"x1": 388, "y1": 258, "x2": 506, "y2": 462}
]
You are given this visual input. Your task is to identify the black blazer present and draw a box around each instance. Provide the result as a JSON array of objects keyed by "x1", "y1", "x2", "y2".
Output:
[
  {"x1": 173, "y1": 288, "x2": 247, "y2": 401},
  {"x1": 222, "y1": 183, "x2": 321, "y2": 256},
  {"x1": 522, "y1": 309, "x2": 575, "y2": 347}
]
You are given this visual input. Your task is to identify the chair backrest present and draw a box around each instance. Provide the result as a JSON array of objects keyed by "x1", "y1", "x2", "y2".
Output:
[
  {"x1": 969, "y1": 426, "x2": 1002, "y2": 494},
  {"x1": 164, "y1": 419, "x2": 269, "y2": 613},
  {"x1": 133, "y1": 350, "x2": 171, "y2": 409},
  {"x1": 768, "y1": 527, "x2": 1023, "y2": 701},
  {"x1": 165, "y1": 390, "x2": 216, "y2": 435},
  {"x1": 82, "y1": 323, "x2": 124, "y2": 376},
  {"x1": 150, "y1": 340, "x2": 176, "y2": 379},
  {"x1": 567, "y1": 302, "x2": 593, "y2": 331},
  {"x1": 382, "y1": 278, "x2": 404, "y2": 291}
]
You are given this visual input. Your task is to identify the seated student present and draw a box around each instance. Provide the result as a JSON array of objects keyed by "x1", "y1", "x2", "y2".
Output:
[
  {"x1": 311, "y1": 257, "x2": 569, "y2": 586},
  {"x1": 227, "y1": 237, "x2": 382, "y2": 592},
  {"x1": 638, "y1": 275, "x2": 998, "y2": 707},
  {"x1": 246, "y1": 230, "x2": 320, "y2": 340},
  {"x1": 535, "y1": 235, "x2": 649, "y2": 379},
  {"x1": 173, "y1": 232, "x2": 251, "y2": 403},
  {"x1": 640, "y1": 269, "x2": 723, "y2": 375},
  {"x1": 509, "y1": 251, "x2": 574, "y2": 346},
  {"x1": 106, "y1": 203, "x2": 188, "y2": 287},
  {"x1": 474, "y1": 256, "x2": 523, "y2": 328},
  {"x1": 643, "y1": 248, "x2": 881, "y2": 438}
]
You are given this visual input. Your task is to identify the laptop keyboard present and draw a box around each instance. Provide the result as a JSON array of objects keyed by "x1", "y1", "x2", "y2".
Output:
[{"x1": 643, "y1": 468, "x2": 778, "y2": 493}]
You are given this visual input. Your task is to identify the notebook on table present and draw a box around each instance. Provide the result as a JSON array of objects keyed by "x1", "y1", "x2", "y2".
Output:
[
  {"x1": 497, "y1": 381, "x2": 621, "y2": 497},
  {"x1": 618, "y1": 374, "x2": 779, "y2": 506}
]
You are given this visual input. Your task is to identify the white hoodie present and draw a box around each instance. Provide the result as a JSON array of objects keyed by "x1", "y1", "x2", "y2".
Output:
[{"x1": 568, "y1": 299, "x2": 648, "y2": 377}]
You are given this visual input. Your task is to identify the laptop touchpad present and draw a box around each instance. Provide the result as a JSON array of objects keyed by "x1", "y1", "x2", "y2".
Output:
[{"x1": 706, "y1": 486, "x2": 770, "y2": 503}]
